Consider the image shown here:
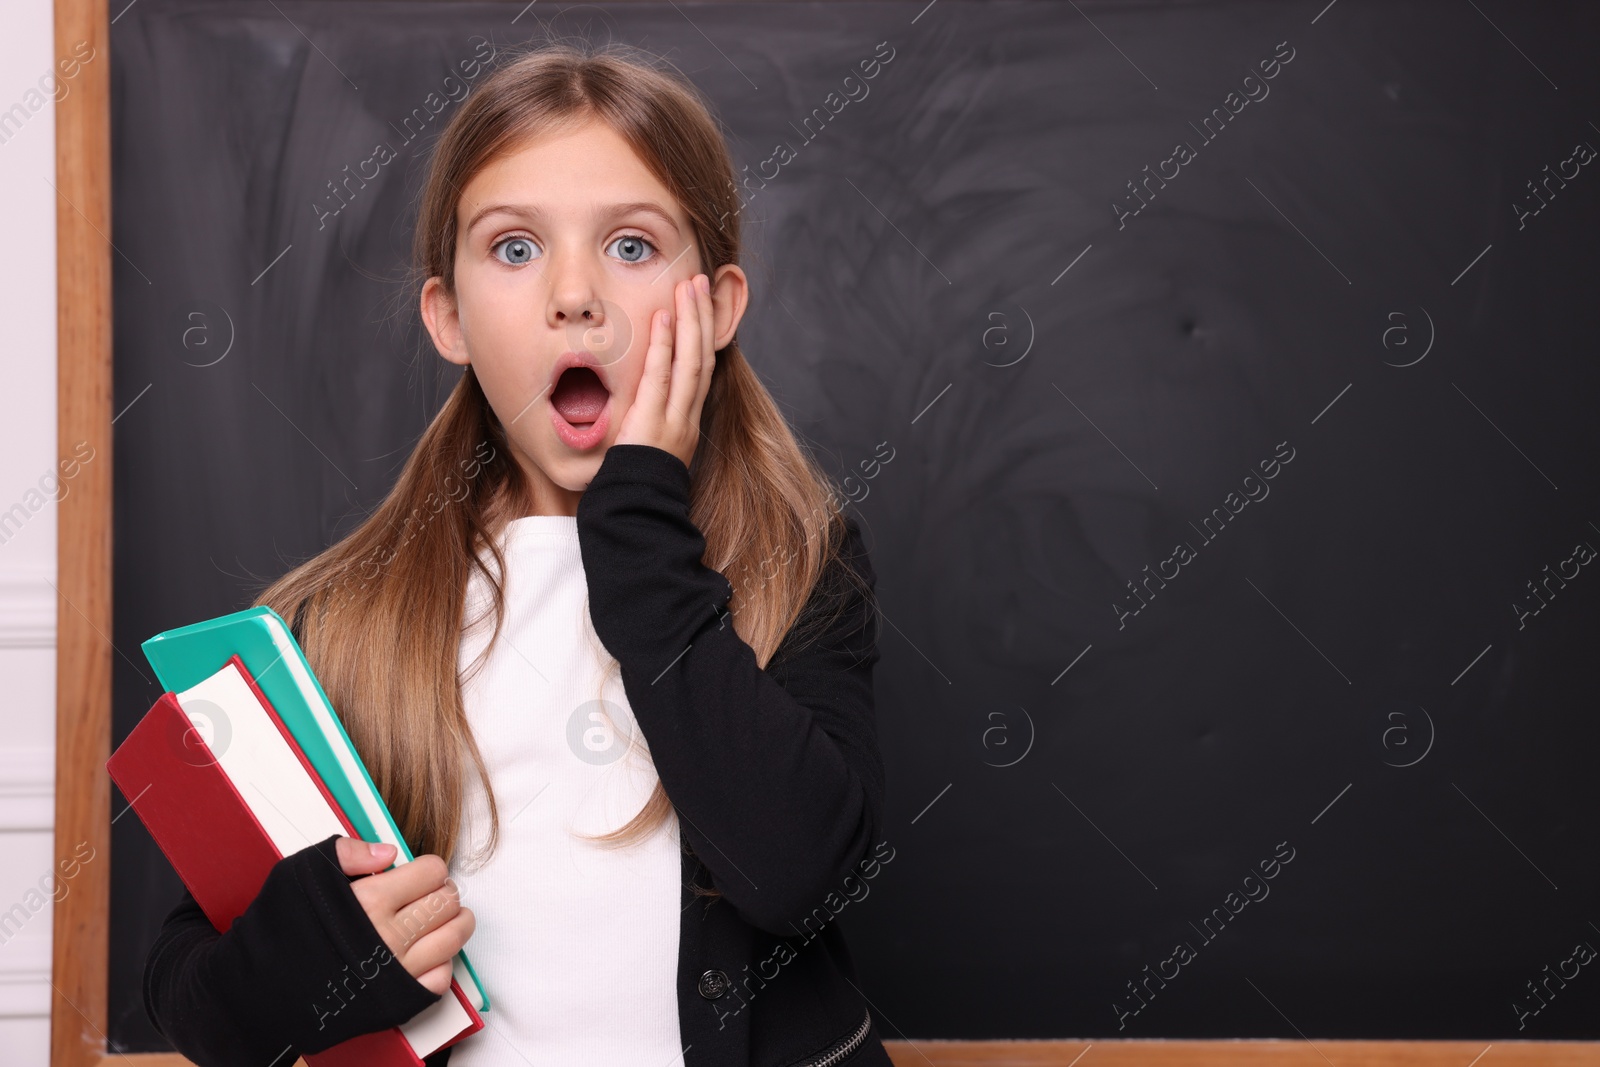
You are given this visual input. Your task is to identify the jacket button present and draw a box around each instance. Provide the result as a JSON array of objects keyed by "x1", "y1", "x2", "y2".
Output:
[{"x1": 697, "y1": 968, "x2": 730, "y2": 999}]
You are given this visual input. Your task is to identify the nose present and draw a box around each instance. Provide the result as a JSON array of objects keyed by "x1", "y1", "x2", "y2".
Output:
[
  {"x1": 547, "y1": 255, "x2": 604, "y2": 330},
  {"x1": 553, "y1": 296, "x2": 601, "y2": 326}
]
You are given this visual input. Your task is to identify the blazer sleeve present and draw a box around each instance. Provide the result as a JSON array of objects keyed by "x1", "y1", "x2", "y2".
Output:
[
  {"x1": 143, "y1": 833, "x2": 443, "y2": 1065},
  {"x1": 575, "y1": 443, "x2": 886, "y2": 936}
]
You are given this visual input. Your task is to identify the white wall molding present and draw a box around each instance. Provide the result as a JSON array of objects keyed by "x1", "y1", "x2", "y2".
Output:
[
  {"x1": 0, "y1": 748, "x2": 53, "y2": 833},
  {"x1": 0, "y1": 569, "x2": 55, "y2": 650},
  {"x1": 0, "y1": 933, "x2": 50, "y2": 1018}
]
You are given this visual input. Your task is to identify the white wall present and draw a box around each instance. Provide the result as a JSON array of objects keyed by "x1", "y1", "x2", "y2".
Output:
[{"x1": 0, "y1": 0, "x2": 65, "y2": 1062}]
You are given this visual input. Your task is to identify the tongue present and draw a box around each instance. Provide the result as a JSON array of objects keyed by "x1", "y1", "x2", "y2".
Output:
[{"x1": 551, "y1": 367, "x2": 608, "y2": 425}]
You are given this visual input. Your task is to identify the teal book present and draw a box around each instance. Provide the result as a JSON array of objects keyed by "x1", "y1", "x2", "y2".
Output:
[{"x1": 142, "y1": 605, "x2": 489, "y2": 1013}]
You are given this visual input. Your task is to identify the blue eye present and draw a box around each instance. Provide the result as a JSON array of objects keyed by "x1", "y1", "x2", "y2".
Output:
[
  {"x1": 608, "y1": 233, "x2": 656, "y2": 265},
  {"x1": 493, "y1": 236, "x2": 539, "y2": 266}
]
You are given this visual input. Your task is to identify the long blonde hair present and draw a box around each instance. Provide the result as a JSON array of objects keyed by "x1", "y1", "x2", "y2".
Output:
[{"x1": 253, "y1": 42, "x2": 872, "y2": 892}]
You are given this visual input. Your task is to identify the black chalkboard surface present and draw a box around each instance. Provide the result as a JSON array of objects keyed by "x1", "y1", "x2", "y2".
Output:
[{"x1": 109, "y1": 0, "x2": 1600, "y2": 1052}]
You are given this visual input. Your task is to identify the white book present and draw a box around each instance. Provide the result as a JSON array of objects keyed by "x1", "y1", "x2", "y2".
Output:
[{"x1": 176, "y1": 660, "x2": 473, "y2": 1059}]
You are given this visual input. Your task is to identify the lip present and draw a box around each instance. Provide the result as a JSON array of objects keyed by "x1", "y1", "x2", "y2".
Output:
[
  {"x1": 550, "y1": 394, "x2": 611, "y2": 450},
  {"x1": 546, "y1": 349, "x2": 615, "y2": 397},
  {"x1": 547, "y1": 350, "x2": 614, "y2": 451}
]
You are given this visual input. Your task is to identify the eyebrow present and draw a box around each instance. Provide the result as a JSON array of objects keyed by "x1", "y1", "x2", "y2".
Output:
[{"x1": 464, "y1": 200, "x2": 683, "y2": 239}]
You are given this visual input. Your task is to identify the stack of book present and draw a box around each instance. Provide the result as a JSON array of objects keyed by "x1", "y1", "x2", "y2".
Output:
[{"x1": 107, "y1": 606, "x2": 489, "y2": 1066}]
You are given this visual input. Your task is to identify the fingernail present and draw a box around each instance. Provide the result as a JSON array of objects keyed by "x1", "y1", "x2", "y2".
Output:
[{"x1": 370, "y1": 841, "x2": 397, "y2": 861}]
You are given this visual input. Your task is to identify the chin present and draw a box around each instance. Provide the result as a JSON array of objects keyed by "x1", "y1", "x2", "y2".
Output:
[{"x1": 549, "y1": 449, "x2": 605, "y2": 487}]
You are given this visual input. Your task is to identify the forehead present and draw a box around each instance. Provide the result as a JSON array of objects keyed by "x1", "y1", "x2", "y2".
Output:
[{"x1": 456, "y1": 118, "x2": 687, "y2": 231}]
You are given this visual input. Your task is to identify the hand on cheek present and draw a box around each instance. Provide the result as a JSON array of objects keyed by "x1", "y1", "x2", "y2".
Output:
[{"x1": 613, "y1": 272, "x2": 716, "y2": 471}]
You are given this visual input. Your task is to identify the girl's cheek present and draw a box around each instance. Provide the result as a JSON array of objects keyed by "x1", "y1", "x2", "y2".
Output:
[{"x1": 616, "y1": 355, "x2": 648, "y2": 398}]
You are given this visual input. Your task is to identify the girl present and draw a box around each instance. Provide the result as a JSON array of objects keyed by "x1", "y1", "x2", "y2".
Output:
[{"x1": 142, "y1": 40, "x2": 893, "y2": 1067}]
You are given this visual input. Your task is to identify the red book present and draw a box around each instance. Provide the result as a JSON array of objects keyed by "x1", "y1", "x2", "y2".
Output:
[{"x1": 108, "y1": 655, "x2": 484, "y2": 1067}]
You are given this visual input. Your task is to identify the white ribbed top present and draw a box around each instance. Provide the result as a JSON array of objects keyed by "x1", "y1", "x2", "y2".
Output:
[{"x1": 445, "y1": 515, "x2": 684, "y2": 1066}]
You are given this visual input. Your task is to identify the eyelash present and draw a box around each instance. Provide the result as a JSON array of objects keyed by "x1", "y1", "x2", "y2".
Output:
[{"x1": 489, "y1": 231, "x2": 660, "y2": 268}]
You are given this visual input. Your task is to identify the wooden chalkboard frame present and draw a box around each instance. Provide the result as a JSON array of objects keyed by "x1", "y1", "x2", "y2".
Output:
[{"x1": 44, "y1": 0, "x2": 1598, "y2": 1062}]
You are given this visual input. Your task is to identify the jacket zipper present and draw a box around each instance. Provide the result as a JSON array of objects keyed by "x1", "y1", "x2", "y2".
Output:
[{"x1": 798, "y1": 1007, "x2": 872, "y2": 1067}]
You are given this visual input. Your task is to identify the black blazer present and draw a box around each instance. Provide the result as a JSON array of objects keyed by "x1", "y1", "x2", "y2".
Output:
[{"x1": 142, "y1": 444, "x2": 895, "y2": 1067}]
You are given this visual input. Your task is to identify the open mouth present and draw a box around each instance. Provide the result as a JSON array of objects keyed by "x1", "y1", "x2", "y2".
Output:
[{"x1": 549, "y1": 364, "x2": 612, "y2": 448}]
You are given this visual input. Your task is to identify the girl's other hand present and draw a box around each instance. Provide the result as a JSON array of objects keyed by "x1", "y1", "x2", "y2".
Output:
[
  {"x1": 613, "y1": 272, "x2": 716, "y2": 471},
  {"x1": 334, "y1": 836, "x2": 476, "y2": 996}
]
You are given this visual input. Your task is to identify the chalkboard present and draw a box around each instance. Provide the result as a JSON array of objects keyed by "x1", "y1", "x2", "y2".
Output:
[{"x1": 109, "y1": 0, "x2": 1600, "y2": 1052}]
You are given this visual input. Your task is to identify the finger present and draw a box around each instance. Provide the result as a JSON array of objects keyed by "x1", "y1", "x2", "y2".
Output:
[
  {"x1": 415, "y1": 960, "x2": 453, "y2": 997},
  {"x1": 401, "y1": 907, "x2": 476, "y2": 986},
  {"x1": 693, "y1": 272, "x2": 716, "y2": 409},
  {"x1": 390, "y1": 880, "x2": 463, "y2": 949},
  {"x1": 335, "y1": 836, "x2": 397, "y2": 877},
  {"x1": 362, "y1": 852, "x2": 450, "y2": 912},
  {"x1": 668, "y1": 276, "x2": 703, "y2": 422},
  {"x1": 640, "y1": 304, "x2": 674, "y2": 416}
]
